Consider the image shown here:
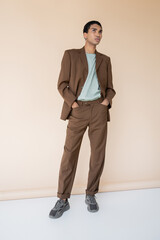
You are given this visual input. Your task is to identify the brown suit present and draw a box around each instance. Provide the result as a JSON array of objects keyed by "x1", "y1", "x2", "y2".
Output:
[
  {"x1": 56, "y1": 45, "x2": 116, "y2": 199},
  {"x1": 57, "y1": 45, "x2": 116, "y2": 122}
]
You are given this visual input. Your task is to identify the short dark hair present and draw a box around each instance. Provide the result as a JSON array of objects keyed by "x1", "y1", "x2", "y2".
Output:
[{"x1": 83, "y1": 20, "x2": 102, "y2": 33}]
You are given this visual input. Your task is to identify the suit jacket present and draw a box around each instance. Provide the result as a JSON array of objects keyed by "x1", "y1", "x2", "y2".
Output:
[{"x1": 57, "y1": 45, "x2": 116, "y2": 122}]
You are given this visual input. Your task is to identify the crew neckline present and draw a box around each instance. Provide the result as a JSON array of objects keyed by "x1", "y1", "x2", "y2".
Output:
[{"x1": 86, "y1": 52, "x2": 95, "y2": 55}]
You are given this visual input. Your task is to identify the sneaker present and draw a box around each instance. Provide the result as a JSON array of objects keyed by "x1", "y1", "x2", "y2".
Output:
[
  {"x1": 49, "y1": 198, "x2": 70, "y2": 218},
  {"x1": 85, "y1": 194, "x2": 99, "y2": 212}
]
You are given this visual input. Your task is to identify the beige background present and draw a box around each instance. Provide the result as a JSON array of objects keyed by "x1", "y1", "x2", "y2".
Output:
[{"x1": 0, "y1": 0, "x2": 160, "y2": 200}]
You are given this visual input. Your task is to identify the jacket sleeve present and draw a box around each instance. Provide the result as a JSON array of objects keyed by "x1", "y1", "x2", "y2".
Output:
[
  {"x1": 105, "y1": 57, "x2": 116, "y2": 109},
  {"x1": 57, "y1": 50, "x2": 77, "y2": 108}
]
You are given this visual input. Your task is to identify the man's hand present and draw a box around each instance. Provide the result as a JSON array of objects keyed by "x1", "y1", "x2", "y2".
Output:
[
  {"x1": 71, "y1": 101, "x2": 79, "y2": 109},
  {"x1": 100, "y1": 98, "x2": 109, "y2": 106}
]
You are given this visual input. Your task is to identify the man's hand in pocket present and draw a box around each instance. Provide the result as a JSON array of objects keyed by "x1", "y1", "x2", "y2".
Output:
[
  {"x1": 101, "y1": 98, "x2": 109, "y2": 106},
  {"x1": 71, "y1": 101, "x2": 79, "y2": 109}
]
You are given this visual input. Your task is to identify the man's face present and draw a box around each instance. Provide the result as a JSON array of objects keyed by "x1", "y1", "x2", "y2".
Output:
[{"x1": 83, "y1": 24, "x2": 103, "y2": 46}]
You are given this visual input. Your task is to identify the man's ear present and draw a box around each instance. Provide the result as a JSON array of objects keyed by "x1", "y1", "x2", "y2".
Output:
[{"x1": 83, "y1": 33, "x2": 87, "y2": 40}]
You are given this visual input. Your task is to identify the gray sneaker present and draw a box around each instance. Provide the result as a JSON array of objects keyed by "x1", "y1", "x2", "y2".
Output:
[
  {"x1": 85, "y1": 194, "x2": 99, "y2": 212},
  {"x1": 49, "y1": 198, "x2": 70, "y2": 218}
]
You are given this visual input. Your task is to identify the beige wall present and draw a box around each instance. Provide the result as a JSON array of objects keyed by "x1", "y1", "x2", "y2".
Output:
[{"x1": 0, "y1": 0, "x2": 160, "y2": 200}]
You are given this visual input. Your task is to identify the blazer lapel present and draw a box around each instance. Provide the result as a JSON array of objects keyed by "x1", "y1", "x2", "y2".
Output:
[{"x1": 79, "y1": 45, "x2": 103, "y2": 74}]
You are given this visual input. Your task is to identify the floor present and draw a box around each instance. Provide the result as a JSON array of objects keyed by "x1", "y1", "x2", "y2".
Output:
[{"x1": 0, "y1": 188, "x2": 160, "y2": 240}]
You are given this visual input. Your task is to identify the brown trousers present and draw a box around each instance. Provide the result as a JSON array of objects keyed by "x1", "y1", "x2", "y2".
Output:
[{"x1": 57, "y1": 96, "x2": 108, "y2": 199}]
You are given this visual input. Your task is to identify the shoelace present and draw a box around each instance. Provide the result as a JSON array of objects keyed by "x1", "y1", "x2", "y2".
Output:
[
  {"x1": 87, "y1": 195, "x2": 97, "y2": 204},
  {"x1": 55, "y1": 199, "x2": 66, "y2": 209}
]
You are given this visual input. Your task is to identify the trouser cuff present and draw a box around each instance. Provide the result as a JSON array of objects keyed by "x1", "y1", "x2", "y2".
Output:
[
  {"x1": 85, "y1": 190, "x2": 98, "y2": 195},
  {"x1": 57, "y1": 192, "x2": 70, "y2": 199}
]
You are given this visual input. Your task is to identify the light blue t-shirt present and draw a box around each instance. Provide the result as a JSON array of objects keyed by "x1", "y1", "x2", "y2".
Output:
[{"x1": 77, "y1": 53, "x2": 101, "y2": 101}]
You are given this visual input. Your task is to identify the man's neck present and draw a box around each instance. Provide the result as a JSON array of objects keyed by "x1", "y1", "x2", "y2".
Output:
[{"x1": 84, "y1": 43, "x2": 96, "y2": 54}]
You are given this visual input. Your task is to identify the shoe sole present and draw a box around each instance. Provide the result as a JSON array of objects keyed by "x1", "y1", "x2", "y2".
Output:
[
  {"x1": 49, "y1": 204, "x2": 70, "y2": 219},
  {"x1": 85, "y1": 199, "x2": 99, "y2": 212}
]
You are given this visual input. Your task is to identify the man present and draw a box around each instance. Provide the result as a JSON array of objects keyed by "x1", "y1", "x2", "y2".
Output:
[{"x1": 49, "y1": 20, "x2": 116, "y2": 218}]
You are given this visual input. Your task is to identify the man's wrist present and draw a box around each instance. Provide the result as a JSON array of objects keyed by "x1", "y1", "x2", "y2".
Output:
[
  {"x1": 71, "y1": 100, "x2": 78, "y2": 108},
  {"x1": 103, "y1": 98, "x2": 109, "y2": 105}
]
